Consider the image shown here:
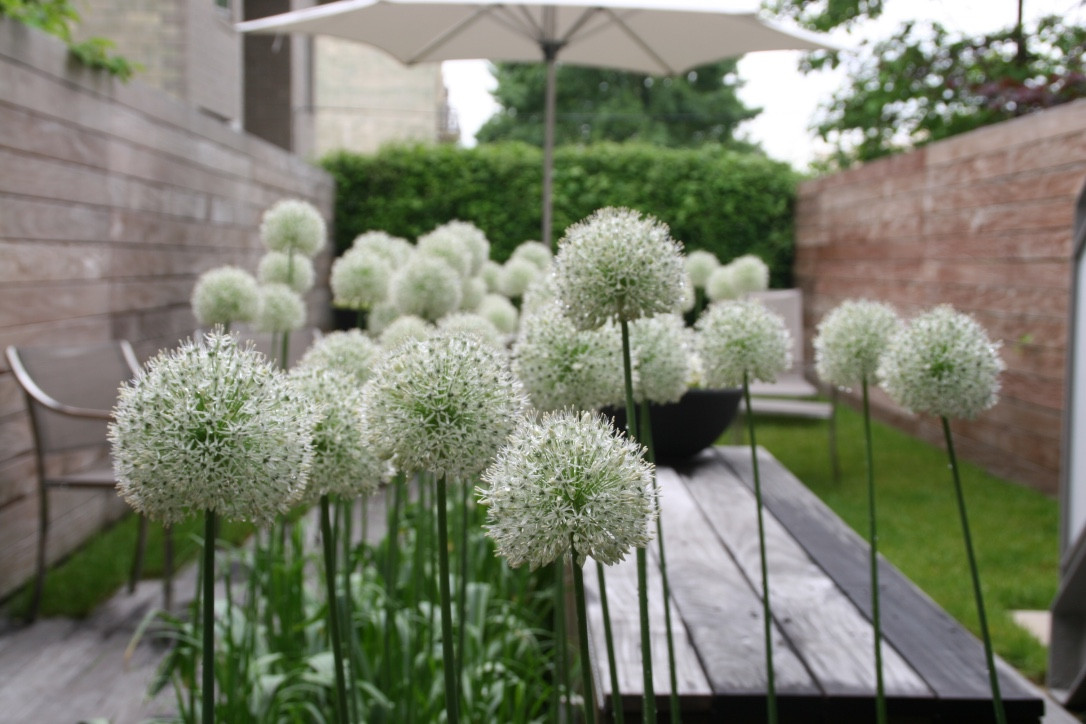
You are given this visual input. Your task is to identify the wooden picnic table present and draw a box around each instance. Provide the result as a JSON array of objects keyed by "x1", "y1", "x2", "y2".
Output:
[{"x1": 582, "y1": 445, "x2": 1049, "y2": 723}]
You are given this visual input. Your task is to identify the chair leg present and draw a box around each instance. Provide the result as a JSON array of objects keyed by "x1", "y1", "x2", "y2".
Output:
[
  {"x1": 31, "y1": 487, "x2": 49, "y2": 621},
  {"x1": 163, "y1": 525, "x2": 174, "y2": 611},
  {"x1": 129, "y1": 515, "x2": 148, "y2": 593}
]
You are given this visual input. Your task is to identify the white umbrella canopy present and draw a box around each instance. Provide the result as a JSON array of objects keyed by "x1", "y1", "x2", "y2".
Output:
[{"x1": 237, "y1": 0, "x2": 833, "y2": 244}]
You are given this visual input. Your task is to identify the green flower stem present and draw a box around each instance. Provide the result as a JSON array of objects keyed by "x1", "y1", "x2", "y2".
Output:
[
  {"x1": 320, "y1": 496, "x2": 350, "y2": 724},
  {"x1": 743, "y1": 373, "x2": 777, "y2": 724},
  {"x1": 384, "y1": 479, "x2": 403, "y2": 693},
  {"x1": 620, "y1": 319, "x2": 655, "y2": 724},
  {"x1": 640, "y1": 400, "x2": 681, "y2": 724},
  {"x1": 202, "y1": 509, "x2": 216, "y2": 724},
  {"x1": 596, "y1": 562, "x2": 625, "y2": 724},
  {"x1": 457, "y1": 480, "x2": 470, "y2": 683},
  {"x1": 338, "y1": 498, "x2": 360, "y2": 724},
  {"x1": 571, "y1": 542, "x2": 598, "y2": 724},
  {"x1": 555, "y1": 558, "x2": 571, "y2": 724},
  {"x1": 436, "y1": 474, "x2": 461, "y2": 724},
  {"x1": 863, "y1": 380, "x2": 887, "y2": 724},
  {"x1": 941, "y1": 416, "x2": 1007, "y2": 724}
]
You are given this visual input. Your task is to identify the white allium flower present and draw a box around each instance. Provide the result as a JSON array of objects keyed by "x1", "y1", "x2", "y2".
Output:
[
  {"x1": 260, "y1": 199, "x2": 326, "y2": 257},
  {"x1": 877, "y1": 305, "x2": 1003, "y2": 419},
  {"x1": 379, "y1": 314, "x2": 433, "y2": 348},
  {"x1": 258, "y1": 251, "x2": 316, "y2": 293},
  {"x1": 814, "y1": 300, "x2": 901, "y2": 387},
  {"x1": 461, "y1": 276, "x2": 487, "y2": 312},
  {"x1": 477, "y1": 294, "x2": 519, "y2": 335},
  {"x1": 630, "y1": 314, "x2": 694, "y2": 404},
  {"x1": 438, "y1": 220, "x2": 490, "y2": 275},
  {"x1": 110, "y1": 331, "x2": 316, "y2": 525},
  {"x1": 705, "y1": 264, "x2": 740, "y2": 302},
  {"x1": 731, "y1": 254, "x2": 770, "y2": 295},
  {"x1": 520, "y1": 272, "x2": 559, "y2": 317},
  {"x1": 553, "y1": 207, "x2": 686, "y2": 329},
  {"x1": 481, "y1": 260, "x2": 504, "y2": 293},
  {"x1": 191, "y1": 266, "x2": 260, "y2": 327},
  {"x1": 297, "y1": 329, "x2": 382, "y2": 386},
  {"x1": 500, "y1": 258, "x2": 540, "y2": 299},
  {"x1": 351, "y1": 230, "x2": 413, "y2": 268},
  {"x1": 685, "y1": 250, "x2": 720, "y2": 288},
  {"x1": 681, "y1": 271, "x2": 697, "y2": 313},
  {"x1": 390, "y1": 255, "x2": 463, "y2": 322},
  {"x1": 418, "y1": 226, "x2": 473, "y2": 278},
  {"x1": 513, "y1": 304, "x2": 626, "y2": 412},
  {"x1": 330, "y1": 248, "x2": 392, "y2": 310},
  {"x1": 288, "y1": 366, "x2": 384, "y2": 502},
  {"x1": 256, "y1": 283, "x2": 306, "y2": 333},
  {"x1": 366, "y1": 301, "x2": 401, "y2": 337},
  {"x1": 695, "y1": 299, "x2": 792, "y2": 387},
  {"x1": 510, "y1": 240, "x2": 553, "y2": 271},
  {"x1": 362, "y1": 332, "x2": 526, "y2": 480},
  {"x1": 480, "y1": 410, "x2": 656, "y2": 569},
  {"x1": 438, "y1": 312, "x2": 505, "y2": 349}
]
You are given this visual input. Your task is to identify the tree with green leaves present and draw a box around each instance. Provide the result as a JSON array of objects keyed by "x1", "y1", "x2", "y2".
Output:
[{"x1": 475, "y1": 60, "x2": 761, "y2": 149}]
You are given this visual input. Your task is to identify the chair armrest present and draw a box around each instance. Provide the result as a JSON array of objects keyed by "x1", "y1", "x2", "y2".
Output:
[{"x1": 5, "y1": 346, "x2": 114, "y2": 421}]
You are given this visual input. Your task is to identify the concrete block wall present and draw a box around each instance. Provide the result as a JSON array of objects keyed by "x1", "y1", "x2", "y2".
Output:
[
  {"x1": 794, "y1": 99, "x2": 1086, "y2": 495},
  {"x1": 0, "y1": 17, "x2": 334, "y2": 599}
]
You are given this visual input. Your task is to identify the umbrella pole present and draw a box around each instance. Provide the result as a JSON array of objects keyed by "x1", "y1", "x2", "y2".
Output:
[{"x1": 543, "y1": 44, "x2": 557, "y2": 249}]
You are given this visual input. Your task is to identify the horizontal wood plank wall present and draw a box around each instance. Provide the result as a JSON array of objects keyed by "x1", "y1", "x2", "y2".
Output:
[
  {"x1": 0, "y1": 18, "x2": 335, "y2": 599},
  {"x1": 795, "y1": 99, "x2": 1086, "y2": 496}
]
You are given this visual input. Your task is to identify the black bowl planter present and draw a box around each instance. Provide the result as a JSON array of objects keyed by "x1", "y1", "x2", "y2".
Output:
[{"x1": 603, "y1": 388, "x2": 743, "y2": 461}]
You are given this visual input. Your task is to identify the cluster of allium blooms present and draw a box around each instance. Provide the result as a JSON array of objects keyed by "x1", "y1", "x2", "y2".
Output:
[
  {"x1": 500, "y1": 257, "x2": 541, "y2": 299},
  {"x1": 109, "y1": 331, "x2": 316, "y2": 525},
  {"x1": 258, "y1": 252, "x2": 316, "y2": 293},
  {"x1": 288, "y1": 365, "x2": 385, "y2": 503},
  {"x1": 630, "y1": 314, "x2": 695, "y2": 404},
  {"x1": 366, "y1": 302, "x2": 401, "y2": 337},
  {"x1": 297, "y1": 329, "x2": 382, "y2": 385},
  {"x1": 256, "y1": 282, "x2": 306, "y2": 333},
  {"x1": 438, "y1": 312, "x2": 505, "y2": 349},
  {"x1": 260, "y1": 199, "x2": 327, "y2": 257},
  {"x1": 461, "y1": 276, "x2": 487, "y2": 312},
  {"x1": 477, "y1": 294, "x2": 519, "y2": 335},
  {"x1": 553, "y1": 207, "x2": 686, "y2": 329},
  {"x1": 814, "y1": 300, "x2": 901, "y2": 387},
  {"x1": 191, "y1": 266, "x2": 261, "y2": 327},
  {"x1": 730, "y1": 254, "x2": 770, "y2": 295},
  {"x1": 390, "y1": 254, "x2": 463, "y2": 322},
  {"x1": 878, "y1": 305, "x2": 1004, "y2": 419},
  {"x1": 685, "y1": 250, "x2": 720, "y2": 289},
  {"x1": 440, "y1": 220, "x2": 491, "y2": 275},
  {"x1": 480, "y1": 410, "x2": 657, "y2": 569},
  {"x1": 330, "y1": 248, "x2": 392, "y2": 310},
  {"x1": 510, "y1": 240, "x2": 552, "y2": 271},
  {"x1": 520, "y1": 272, "x2": 559, "y2": 317},
  {"x1": 481, "y1": 260, "x2": 504, "y2": 293},
  {"x1": 695, "y1": 299, "x2": 792, "y2": 387},
  {"x1": 351, "y1": 230, "x2": 412, "y2": 269},
  {"x1": 379, "y1": 315, "x2": 433, "y2": 348},
  {"x1": 418, "y1": 226, "x2": 474, "y2": 278},
  {"x1": 362, "y1": 332, "x2": 526, "y2": 480},
  {"x1": 705, "y1": 264, "x2": 739, "y2": 302},
  {"x1": 513, "y1": 303, "x2": 626, "y2": 412}
]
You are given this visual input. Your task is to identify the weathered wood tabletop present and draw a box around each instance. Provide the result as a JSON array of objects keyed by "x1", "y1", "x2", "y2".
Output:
[{"x1": 582, "y1": 445, "x2": 1048, "y2": 723}]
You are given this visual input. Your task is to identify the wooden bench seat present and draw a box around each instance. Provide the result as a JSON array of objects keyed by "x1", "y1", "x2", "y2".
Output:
[{"x1": 582, "y1": 446, "x2": 1056, "y2": 723}]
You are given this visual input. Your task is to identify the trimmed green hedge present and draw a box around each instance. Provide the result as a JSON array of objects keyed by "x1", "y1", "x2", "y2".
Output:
[{"x1": 320, "y1": 142, "x2": 799, "y2": 286}]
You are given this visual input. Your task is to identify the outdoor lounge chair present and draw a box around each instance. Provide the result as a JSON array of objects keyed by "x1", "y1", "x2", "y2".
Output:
[{"x1": 5, "y1": 340, "x2": 172, "y2": 620}]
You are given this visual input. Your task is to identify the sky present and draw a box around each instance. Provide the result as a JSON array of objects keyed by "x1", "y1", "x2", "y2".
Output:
[{"x1": 442, "y1": 0, "x2": 1086, "y2": 169}]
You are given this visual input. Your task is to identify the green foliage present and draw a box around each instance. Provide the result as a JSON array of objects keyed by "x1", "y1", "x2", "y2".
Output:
[
  {"x1": 808, "y1": 15, "x2": 1086, "y2": 166},
  {"x1": 321, "y1": 142, "x2": 799, "y2": 286},
  {"x1": 476, "y1": 60, "x2": 761, "y2": 149},
  {"x1": 767, "y1": 0, "x2": 885, "y2": 32},
  {"x1": 1, "y1": 0, "x2": 139, "y2": 81}
]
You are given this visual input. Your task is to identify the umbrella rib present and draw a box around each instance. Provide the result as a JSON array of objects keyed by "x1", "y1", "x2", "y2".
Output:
[
  {"x1": 405, "y1": 5, "x2": 495, "y2": 63},
  {"x1": 598, "y1": 8, "x2": 678, "y2": 76}
]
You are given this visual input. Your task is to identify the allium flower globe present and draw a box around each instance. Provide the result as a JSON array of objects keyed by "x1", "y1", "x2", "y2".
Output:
[
  {"x1": 730, "y1": 255, "x2": 770, "y2": 295},
  {"x1": 109, "y1": 331, "x2": 316, "y2": 525},
  {"x1": 630, "y1": 314, "x2": 694, "y2": 404},
  {"x1": 520, "y1": 273, "x2": 559, "y2": 316},
  {"x1": 297, "y1": 329, "x2": 382, "y2": 385},
  {"x1": 330, "y1": 248, "x2": 392, "y2": 310},
  {"x1": 500, "y1": 258, "x2": 540, "y2": 299},
  {"x1": 481, "y1": 260, "x2": 504, "y2": 293},
  {"x1": 480, "y1": 410, "x2": 656, "y2": 569},
  {"x1": 705, "y1": 264, "x2": 740, "y2": 302},
  {"x1": 477, "y1": 294, "x2": 519, "y2": 335},
  {"x1": 553, "y1": 207, "x2": 686, "y2": 329},
  {"x1": 440, "y1": 220, "x2": 491, "y2": 275},
  {"x1": 366, "y1": 301, "x2": 401, "y2": 337},
  {"x1": 510, "y1": 240, "x2": 553, "y2": 271},
  {"x1": 289, "y1": 366, "x2": 385, "y2": 502},
  {"x1": 191, "y1": 266, "x2": 260, "y2": 327},
  {"x1": 814, "y1": 300, "x2": 901, "y2": 387},
  {"x1": 351, "y1": 230, "x2": 412, "y2": 269},
  {"x1": 258, "y1": 251, "x2": 316, "y2": 293},
  {"x1": 695, "y1": 299, "x2": 792, "y2": 387},
  {"x1": 256, "y1": 283, "x2": 306, "y2": 333},
  {"x1": 681, "y1": 272, "x2": 696, "y2": 313},
  {"x1": 260, "y1": 199, "x2": 326, "y2": 257},
  {"x1": 362, "y1": 333, "x2": 526, "y2": 480},
  {"x1": 685, "y1": 250, "x2": 720, "y2": 289},
  {"x1": 379, "y1": 315, "x2": 433, "y2": 348},
  {"x1": 878, "y1": 305, "x2": 1004, "y2": 419},
  {"x1": 438, "y1": 312, "x2": 505, "y2": 349},
  {"x1": 390, "y1": 255, "x2": 463, "y2": 322},
  {"x1": 461, "y1": 276, "x2": 487, "y2": 312},
  {"x1": 418, "y1": 227, "x2": 473, "y2": 278}
]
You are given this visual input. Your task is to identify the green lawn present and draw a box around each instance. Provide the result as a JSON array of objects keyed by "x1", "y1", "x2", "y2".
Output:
[{"x1": 733, "y1": 402, "x2": 1060, "y2": 682}]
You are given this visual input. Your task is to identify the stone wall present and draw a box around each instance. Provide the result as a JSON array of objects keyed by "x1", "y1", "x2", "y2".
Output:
[
  {"x1": 0, "y1": 18, "x2": 334, "y2": 599},
  {"x1": 795, "y1": 99, "x2": 1086, "y2": 495}
]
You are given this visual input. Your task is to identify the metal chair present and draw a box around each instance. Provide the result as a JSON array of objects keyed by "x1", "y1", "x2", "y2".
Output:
[{"x1": 5, "y1": 340, "x2": 172, "y2": 619}]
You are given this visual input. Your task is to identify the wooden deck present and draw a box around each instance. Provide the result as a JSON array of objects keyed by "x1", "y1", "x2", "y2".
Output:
[{"x1": 583, "y1": 446, "x2": 1066, "y2": 723}]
